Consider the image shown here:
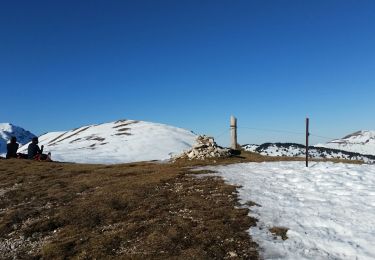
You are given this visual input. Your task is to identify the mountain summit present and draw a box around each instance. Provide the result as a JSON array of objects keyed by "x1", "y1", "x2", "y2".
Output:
[
  {"x1": 19, "y1": 119, "x2": 197, "y2": 164},
  {"x1": 316, "y1": 130, "x2": 375, "y2": 156},
  {"x1": 0, "y1": 123, "x2": 36, "y2": 156}
]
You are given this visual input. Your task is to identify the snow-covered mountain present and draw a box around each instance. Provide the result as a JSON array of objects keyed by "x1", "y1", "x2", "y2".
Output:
[
  {"x1": 0, "y1": 123, "x2": 36, "y2": 156},
  {"x1": 316, "y1": 130, "x2": 375, "y2": 156},
  {"x1": 243, "y1": 143, "x2": 375, "y2": 163},
  {"x1": 19, "y1": 119, "x2": 197, "y2": 164}
]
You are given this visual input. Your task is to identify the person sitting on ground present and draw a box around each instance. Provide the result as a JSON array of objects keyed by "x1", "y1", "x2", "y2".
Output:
[
  {"x1": 6, "y1": 136, "x2": 19, "y2": 159},
  {"x1": 28, "y1": 137, "x2": 44, "y2": 160},
  {"x1": 27, "y1": 137, "x2": 52, "y2": 161}
]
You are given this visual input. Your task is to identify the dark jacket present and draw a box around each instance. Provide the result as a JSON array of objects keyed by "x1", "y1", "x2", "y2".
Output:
[
  {"x1": 28, "y1": 143, "x2": 42, "y2": 159},
  {"x1": 6, "y1": 142, "x2": 19, "y2": 159}
]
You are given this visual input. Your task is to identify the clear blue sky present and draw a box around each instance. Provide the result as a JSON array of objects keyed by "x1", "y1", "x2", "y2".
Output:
[{"x1": 1, "y1": 0, "x2": 374, "y2": 145}]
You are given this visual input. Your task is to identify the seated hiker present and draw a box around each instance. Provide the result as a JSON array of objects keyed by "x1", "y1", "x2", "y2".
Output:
[
  {"x1": 27, "y1": 137, "x2": 51, "y2": 161},
  {"x1": 6, "y1": 136, "x2": 19, "y2": 159},
  {"x1": 28, "y1": 137, "x2": 44, "y2": 159}
]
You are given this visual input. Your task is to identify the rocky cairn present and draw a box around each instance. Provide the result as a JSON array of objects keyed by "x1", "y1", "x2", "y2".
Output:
[{"x1": 172, "y1": 135, "x2": 230, "y2": 160}]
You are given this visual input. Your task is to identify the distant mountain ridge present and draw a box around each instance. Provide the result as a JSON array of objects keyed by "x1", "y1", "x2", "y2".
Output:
[
  {"x1": 19, "y1": 119, "x2": 197, "y2": 164},
  {"x1": 316, "y1": 130, "x2": 375, "y2": 156},
  {"x1": 0, "y1": 123, "x2": 36, "y2": 156},
  {"x1": 243, "y1": 142, "x2": 375, "y2": 164}
]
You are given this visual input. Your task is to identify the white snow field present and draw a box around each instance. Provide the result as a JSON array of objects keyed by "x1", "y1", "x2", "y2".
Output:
[
  {"x1": 201, "y1": 162, "x2": 375, "y2": 260},
  {"x1": 18, "y1": 120, "x2": 197, "y2": 164}
]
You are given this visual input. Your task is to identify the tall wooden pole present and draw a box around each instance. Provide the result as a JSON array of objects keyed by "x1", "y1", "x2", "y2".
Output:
[
  {"x1": 306, "y1": 117, "x2": 309, "y2": 167},
  {"x1": 230, "y1": 115, "x2": 237, "y2": 150}
]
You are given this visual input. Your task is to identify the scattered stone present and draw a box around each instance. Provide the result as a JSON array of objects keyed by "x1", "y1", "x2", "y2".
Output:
[{"x1": 228, "y1": 251, "x2": 238, "y2": 258}]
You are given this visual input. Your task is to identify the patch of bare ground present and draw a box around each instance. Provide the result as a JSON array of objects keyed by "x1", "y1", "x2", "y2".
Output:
[
  {"x1": 85, "y1": 135, "x2": 106, "y2": 142},
  {"x1": 115, "y1": 127, "x2": 132, "y2": 136},
  {"x1": 48, "y1": 132, "x2": 68, "y2": 145},
  {"x1": 113, "y1": 120, "x2": 139, "y2": 129},
  {"x1": 69, "y1": 138, "x2": 82, "y2": 143},
  {"x1": 49, "y1": 126, "x2": 92, "y2": 145},
  {"x1": 116, "y1": 127, "x2": 131, "y2": 132},
  {"x1": 0, "y1": 158, "x2": 259, "y2": 259},
  {"x1": 115, "y1": 132, "x2": 132, "y2": 136},
  {"x1": 269, "y1": 227, "x2": 288, "y2": 240}
]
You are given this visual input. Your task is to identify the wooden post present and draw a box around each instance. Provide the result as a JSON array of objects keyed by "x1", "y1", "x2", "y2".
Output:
[
  {"x1": 306, "y1": 117, "x2": 309, "y2": 167},
  {"x1": 230, "y1": 115, "x2": 237, "y2": 150}
]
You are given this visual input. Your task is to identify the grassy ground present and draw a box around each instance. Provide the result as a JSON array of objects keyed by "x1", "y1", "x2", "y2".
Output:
[
  {"x1": 0, "y1": 152, "x2": 362, "y2": 259},
  {"x1": 0, "y1": 155, "x2": 261, "y2": 259}
]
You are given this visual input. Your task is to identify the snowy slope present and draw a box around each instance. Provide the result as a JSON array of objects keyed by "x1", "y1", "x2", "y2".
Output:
[
  {"x1": 316, "y1": 130, "x2": 375, "y2": 156},
  {"x1": 19, "y1": 119, "x2": 197, "y2": 164},
  {"x1": 201, "y1": 162, "x2": 375, "y2": 260},
  {"x1": 0, "y1": 123, "x2": 36, "y2": 156},
  {"x1": 243, "y1": 143, "x2": 375, "y2": 163}
]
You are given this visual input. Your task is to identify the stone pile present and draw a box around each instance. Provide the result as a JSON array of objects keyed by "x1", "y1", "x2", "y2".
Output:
[{"x1": 172, "y1": 135, "x2": 230, "y2": 160}]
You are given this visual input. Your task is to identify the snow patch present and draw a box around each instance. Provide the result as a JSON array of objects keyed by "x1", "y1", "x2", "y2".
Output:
[{"x1": 200, "y1": 162, "x2": 375, "y2": 259}]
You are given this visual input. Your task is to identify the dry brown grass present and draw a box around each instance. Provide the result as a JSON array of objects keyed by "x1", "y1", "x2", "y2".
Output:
[
  {"x1": 269, "y1": 227, "x2": 288, "y2": 240},
  {"x1": 0, "y1": 158, "x2": 259, "y2": 259}
]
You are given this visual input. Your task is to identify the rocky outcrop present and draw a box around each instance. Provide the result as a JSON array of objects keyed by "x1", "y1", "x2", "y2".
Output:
[{"x1": 172, "y1": 135, "x2": 230, "y2": 160}]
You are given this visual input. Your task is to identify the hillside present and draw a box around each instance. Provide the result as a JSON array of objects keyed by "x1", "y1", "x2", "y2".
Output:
[
  {"x1": 0, "y1": 123, "x2": 36, "y2": 156},
  {"x1": 18, "y1": 119, "x2": 197, "y2": 164},
  {"x1": 316, "y1": 130, "x2": 375, "y2": 156},
  {"x1": 243, "y1": 143, "x2": 375, "y2": 164}
]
